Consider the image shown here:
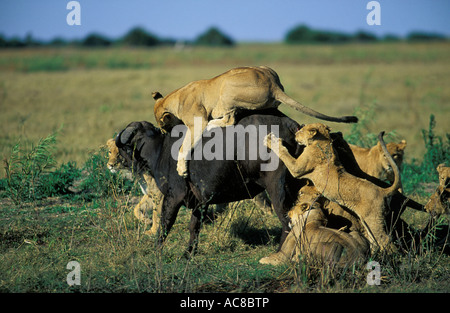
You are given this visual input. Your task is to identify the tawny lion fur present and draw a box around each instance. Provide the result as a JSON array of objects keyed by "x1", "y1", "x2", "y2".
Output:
[
  {"x1": 259, "y1": 184, "x2": 369, "y2": 266},
  {"x1": 349, "y1": 139, "x2": 406, "y2": 185},
  {"x1": 425, "y1": 163, "x2": 450, "y2": 216},
  {"x1": 152, "y1": 66, "x2": 357, "y2": 177},
  {"x1": 264, "y1": 123, "x2": 401, "y2": 253}
]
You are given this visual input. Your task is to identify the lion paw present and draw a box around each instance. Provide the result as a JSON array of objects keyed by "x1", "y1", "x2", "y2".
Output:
[
  {"x1": 259, "y1": 253, "x2": 286, "y2": 266},
  {"x1": 144, "y1": 226, "x2": 159, "y2": 237},
  {"x1": 264, "y1": 133, "x2": 281, "y2": 152},
  {"x1": 263, "y1": 133, "x2": 274, "y2": 148}
]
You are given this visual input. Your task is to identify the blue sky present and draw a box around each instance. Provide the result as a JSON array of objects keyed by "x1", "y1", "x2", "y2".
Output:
[{"x1": 0, "y1": 0, "x2": 449, "y2": 42}]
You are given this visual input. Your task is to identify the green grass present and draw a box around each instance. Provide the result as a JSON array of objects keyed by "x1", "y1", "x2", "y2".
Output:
[
  {"x1": 1, "y1": 42, "x2": 449, "y2": 72},
  {"x1": 0, "y1": 116, "x2": 448, "y2": 293}
]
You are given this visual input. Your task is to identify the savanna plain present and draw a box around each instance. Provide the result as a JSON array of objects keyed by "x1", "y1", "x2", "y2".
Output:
[{"x1": 0, "y1": 42, "x2": 449, "y2": 292}]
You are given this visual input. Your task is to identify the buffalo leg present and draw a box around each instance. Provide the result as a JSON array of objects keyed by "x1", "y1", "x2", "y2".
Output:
[
  {"x1": 157, "y1": 197, "x2": 182, "y2": 248},
  {"x1": 185, "y1": 205, "x2": 208, "y2": 258}
]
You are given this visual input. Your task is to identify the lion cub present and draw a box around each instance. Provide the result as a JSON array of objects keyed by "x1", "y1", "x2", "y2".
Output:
[
  {"x1": 425, "y1": 163, "x2": 450, "y2": 217},
  {"x1": 259, "y1": 185, "x2": 369, "y2": 266},
  {"x1": 264, "y1": 123, "x2": 401, "y2": 253},
  {"x1": 349, "y1": 140, "x2": 406, "y2": 185}
]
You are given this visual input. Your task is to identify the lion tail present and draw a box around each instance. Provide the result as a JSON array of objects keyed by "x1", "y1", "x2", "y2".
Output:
[
  {"x1": 274, "y1": 89, "x2": 358, "y2": 124},
  {"x1": 378, "y1": 131, "x2": 402, "y2": 195}
]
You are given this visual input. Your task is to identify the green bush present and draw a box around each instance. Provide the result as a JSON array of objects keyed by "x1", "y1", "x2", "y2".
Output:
[
  {"x1": 402, "y1": 115, "x2": 449, "y2": 195},
  {"x1": 82, "y1": 33, "x2": 112, "y2": 47},
  {"x1": 3, "y1": 133, "x2": 58, "y2": 204},
  {"x1": 345, "y1": 101, "x2": 398, "y2": 148},
  {"x1": 195, "y1": 27, "x2": 235, "y2": 47},
  {"x1": 121, "y1": 27, "x2": 160, "y2": 47},
  {"x1": 2, "y1": 132, "x2": 136, "y2": 204},
  {"x1": 37, "y1": 161, "x2": 81, "y2": 197}
]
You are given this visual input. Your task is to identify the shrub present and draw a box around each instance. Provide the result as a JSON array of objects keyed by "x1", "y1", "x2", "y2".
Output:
[
  {"x1": 402, "y1": 115, "x2": 449, "y2": 195},
  {"x1": 122, "y1": 27, "x2": 159, "y2": 47},
  {"x1": 407, "y1": 32, "x2": 446, "y2": 42},
  {"x1": 77, "y1": 146, "x2": 135, "y2": 200},
  {"x1": 37, "y1": 161, "x2": 81, "y2": 197},
  {"x1": 345, "y1": 101, "x2": 398, "y2": 148},
  {"x1": 82, "y1": 33, "x2": 112, "y2": 47},
  {"x1": 195, "y1": 27, "x2": 235, "y2": 47},
  {"x1": 2, "y1": 132, "x2": 137, "y2": 204},
  {"x1": 3, "y1": 133, "x2": 58, "y2": 204}
]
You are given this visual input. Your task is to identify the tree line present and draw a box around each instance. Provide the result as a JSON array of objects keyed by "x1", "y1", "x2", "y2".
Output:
[
  {"x1": 0, "y1": 26, "x2": 235, "y2": 48},
  {"x1": 0, "y1": 25, "x2": 447, "y2": 48}
]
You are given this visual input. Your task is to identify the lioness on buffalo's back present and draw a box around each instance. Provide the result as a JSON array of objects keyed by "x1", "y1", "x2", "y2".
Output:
[{"x1": 152, "y1": 66, "x2": 358, "y2": 177}]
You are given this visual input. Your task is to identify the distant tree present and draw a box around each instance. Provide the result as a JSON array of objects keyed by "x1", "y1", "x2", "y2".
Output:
[
  {"x1": 312, "y1": 31, "x2": 351, "y2": 43},
  {"x1": 285, "y1": 25, "x2": 314, "y2": 43},
  {"x1": 285, "y1": 25, "x2": 351, "y2": 44},
  {"x1": 407, "y1": 32, "x2": 446, "y2": 42},
  {"x1": 6, "y1": 37, "x2": 25, "y2": 48},
  {"x1": 382, "y1": 34, "x2": 401, "y2": 42},
  {"x1": 24, "y1": 33, "x2": 41, "y2": 47},
  {"x1": 353, "y1": 31, "x2": 378, "y2": 42},
  {"x1": 122, "y1": 27, "x2": 159, "y2": 46},
  {"x1": 195, "y1": 27, "x2": 234, "y2": 46},
  {"x1": 82, "y1": 33, "x2": 112, "y2": 47},
  {"x1": 49, "y1": 37, "x2": 68, "y2": 47},
  {"x1": 0, "y1": 34, "x2": 7, "y2": 48}
]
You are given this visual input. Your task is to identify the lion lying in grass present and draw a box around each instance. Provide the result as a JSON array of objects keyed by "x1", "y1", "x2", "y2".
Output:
[
  {"x1": 259, "y1": 184, "x2": 369, "y2": 266},
  {"x1": 425, "y1": 163, "x2": 450, "y2": 217},
  {"x1": 349, "y1": 139, "x2": 406, "y2": 186},
  {"x1": 264, "y1": 123, "x2": 401, "y2": 253},
  {"x1": 106, "y1": 138, "x2": 163, "y2": 235}
]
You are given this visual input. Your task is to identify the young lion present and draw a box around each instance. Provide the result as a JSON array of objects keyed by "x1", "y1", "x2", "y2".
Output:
[
  {"x1": 425, "y1": 163, "x2": 450, "y2": 217},
  {"x1": 106, "y1": 138, "x2": 163, "y2": 235},
  {"x1": 264, "y1": 123, "x2": 401, "y2": 253},
  {"x1": 259, "y1": 184, "x2": 369, "y2": 266},
  {"x1": 152, "y1": 66, "x2": 358, "y2": 177},
  {"x1": 349, "y1": 139, "x2": 407, "y2": 185}
]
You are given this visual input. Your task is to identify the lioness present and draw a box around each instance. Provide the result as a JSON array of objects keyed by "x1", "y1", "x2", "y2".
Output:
[
  {"x1": 152, "y1": 66, "x2": 358, "y2": 177},
  {"x1": 349, "y1": 139, "x2": 407, "y2": 185},
  {"x1": 425, "y1": 163, "x2": 450, "y2": 217},
  {"x1": 259, "y1": 184, "x2": 369, "y2": 266},
  {"x1": 264, "y1": 123, "x2": 401, "y2": 253},
  {"x1": 106, "y1": 138, "x2": 163, "y2": 235}
]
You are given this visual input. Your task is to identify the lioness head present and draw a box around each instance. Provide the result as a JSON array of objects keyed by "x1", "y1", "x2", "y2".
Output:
[
  {"x1": 106, "y1": 138, "x2": 121, "y2": 172},
  {"x1": 289, "y1": 183, "x2": 329, "y2": 227},
  {"x1": 152, "y1": 91, "x2": 182, "y2": 132},
  {"x1": 295, "y1": 123, "x2": 331, "y2": 146},
  {"x1": 288, "y1": 201, "x2": 326, "y2": 228},
  {"x1": 106, "y1": 138, "x2": 133, "y2": 180}
]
